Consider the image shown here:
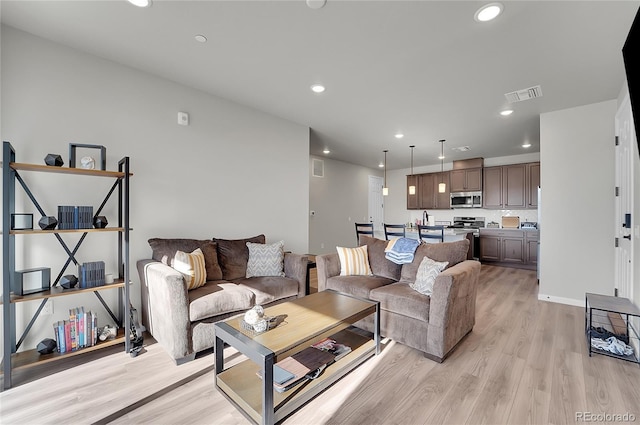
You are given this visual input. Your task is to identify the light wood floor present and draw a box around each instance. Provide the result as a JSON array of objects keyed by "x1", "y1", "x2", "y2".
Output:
[{"x1": 2, "y1": 265, "x2": 639, "y2": 425}]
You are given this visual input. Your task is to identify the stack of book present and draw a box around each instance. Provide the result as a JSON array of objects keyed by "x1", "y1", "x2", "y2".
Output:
[
  {"x1": 78, "y1": 261, "x2": 106, "y2": 288},
  {"x1": 258, "y1": 338, "x2": 352, "y2": 393},
  {"x1": 52, "y1": 307, "x2": 98, "y2": 354},
  {"x1": 57, "y1": 205, "x2": 93, "y2": 230}
]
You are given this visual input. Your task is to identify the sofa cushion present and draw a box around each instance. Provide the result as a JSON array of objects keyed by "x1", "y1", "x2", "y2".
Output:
[
  {"x1": 369, "y1": 282, "x2": 431, "y2": 323},
  {"x1": 246, "y1": 240, "x2": 285, "y2": 277},
  {"x1": 400, "y1": 239, "x2": 469, "y2": 284},
  {"x1": 237, "y1": 276, "x2": 299, "y2": 305},
  {"x1": 174, "y1": 248, "x2": 207, "y2": 290},
  {"x1": 325, "y1": 275, "x2": 394, "y2": 299},
  {"x1": 188, "y1": 282, "x2": 255, "y2": 322},
  {"x1": 148, "y1": 238, "x2": 223, "y2": 281},
  {"x1": 336, "y1": 245, "x2": 372, "y2": 276},
  {"x1": 410, "y1": 256, "x2": 448, "y2": 296},
  {"x1": 359, "y1": 235, "x2": 402, "y2": 281},
  {"x1": 214, "y1": 235, "x2": 266, "y2": 280}
]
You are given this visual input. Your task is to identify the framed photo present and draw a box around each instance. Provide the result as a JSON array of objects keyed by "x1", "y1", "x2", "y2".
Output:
[
  {"x1": 14, "y1": 267, "x2": 51, "y2": 296},
  {"x1": 69, "y1": 143, "x2": 106, "y2": 170},
  {"x1": 11, "y1": 213, "x2": 33, "y2": 230}
]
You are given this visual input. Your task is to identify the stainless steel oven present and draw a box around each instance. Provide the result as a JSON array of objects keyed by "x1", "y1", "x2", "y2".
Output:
[{"x1": 450, "y1": 191, "x2": 482, "y2": 208}]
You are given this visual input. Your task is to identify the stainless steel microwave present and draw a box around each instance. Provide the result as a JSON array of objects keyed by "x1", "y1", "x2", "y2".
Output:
[{"x1": 450, "y1": 191, "x2": 482, "y2": 208}]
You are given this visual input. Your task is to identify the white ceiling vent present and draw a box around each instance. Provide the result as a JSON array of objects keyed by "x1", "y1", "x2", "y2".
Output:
[
  {"x1": 312, "y1": 158, "x2": 324, "y2": 177},
  {"x1": 451, "y1": 146, "x2": 471, "y2": 152},
  {"x1": 504, "y1": 85, "x2": 543, "y2": 103}
]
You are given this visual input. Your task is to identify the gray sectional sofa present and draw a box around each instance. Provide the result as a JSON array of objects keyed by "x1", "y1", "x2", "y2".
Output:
[
  {"x1": 316, "y1": 236, "x2": 480, "y2": 362},
  {"x1": 137, "y1": 235, "x2": 307, "y2": 364}
]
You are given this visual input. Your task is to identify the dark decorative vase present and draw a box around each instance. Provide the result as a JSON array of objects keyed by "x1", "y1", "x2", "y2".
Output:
[
  {"x1": 44, "y1": 154, "x2": 64, "y2": 167},
  {"x1": 38, "y1": 216, "x2": 58, "y2": 230},
  {"x1": 93, "y1": 216, "x2": 108, "y2": 229},
  {"x1": 60, "y1": 275, "x2": 78, "y2": 289}
]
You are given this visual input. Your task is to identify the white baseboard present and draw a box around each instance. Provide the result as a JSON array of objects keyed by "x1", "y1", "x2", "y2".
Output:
[{"x1": 537, "y1": 293, "x2": 584, "y2": 307}]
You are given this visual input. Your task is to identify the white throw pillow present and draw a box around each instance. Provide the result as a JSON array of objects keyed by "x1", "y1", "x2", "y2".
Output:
[
  {"x1": 410, "y1": 256, "x2": 448, "y2": 296},
  {"x1": 246, "y1": 240, "x2": 285, "y2": 277},
  {"x1": 336, "y1": 245, "x2": 372, "y2": 276},
  {"x1": 173, "y1": 248, "x2": 207, "y2": 290}
]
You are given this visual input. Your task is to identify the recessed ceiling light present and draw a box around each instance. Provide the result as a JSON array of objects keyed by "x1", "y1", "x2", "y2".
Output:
[
  {"x1": 195, "y1": 35, "x2": 207, "y2": 43},
  {"x1": 395, "y1": 133, "x2": 404, "y2": 139},
  {"x1": 323, "y1": 148, "x2": 330, "y2": 154},
  {"x1": 310, "y1": 84, "x2": 325, "y2": 94},
  {"x1": 128, "y1": 0, "x2": 151, "y2": 7},
  {"x1": 474, "y1": 2, "x2": 503, "y2": 22},
  {"x1": 378, "y1": 162, "x2": 384, "y2": 168},
  {"x1": 522, "y1": 142, "x2": 532, "y2": 148},
  {"x1": 500, "y1": 109, "x2": 514, "y2": 116}
]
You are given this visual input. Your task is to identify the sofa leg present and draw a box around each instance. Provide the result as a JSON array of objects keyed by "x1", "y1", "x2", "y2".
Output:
[
  {"x1": 174, "y1": 352, "x2": 196, "y2": 365},
  {"x1": 423, "y1": 352, "x2": 444, "y2": 363}
]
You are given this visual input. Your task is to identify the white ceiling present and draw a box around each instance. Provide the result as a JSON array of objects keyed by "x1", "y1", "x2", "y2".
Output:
[{"x1": 1, "y1": 0, "x2": 638, "y2": 170}]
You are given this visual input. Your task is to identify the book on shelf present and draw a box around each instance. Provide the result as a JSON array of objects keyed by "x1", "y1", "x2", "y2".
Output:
[
  {"x1": 257, "y1": 346, "x2": 336, "y2": 392},
  {"x1": 52, "y1": 308, "x2": 97, "y2": 353},
  {"x1": 311, "y1": 337, "x2": 352, "y2": 361}
]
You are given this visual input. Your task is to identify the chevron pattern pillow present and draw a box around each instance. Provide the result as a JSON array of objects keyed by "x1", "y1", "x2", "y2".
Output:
[
  {"x1": 336, "y1": 245, "x2": 372, "y2": 276},
  {"x1": 410, "y1": 256, "x2": 448, "y2": 296},
  {"x1": 246, "y1": 240, "x2": 285, "y2": 278},
  {"x1": 173, "y1": 248, "x2": 207, "y2": 290}
]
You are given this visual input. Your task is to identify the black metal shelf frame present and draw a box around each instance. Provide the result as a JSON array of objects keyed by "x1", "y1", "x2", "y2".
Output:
[{"x1": 2, "y1": 141, "x2": 131, "y2": 389}]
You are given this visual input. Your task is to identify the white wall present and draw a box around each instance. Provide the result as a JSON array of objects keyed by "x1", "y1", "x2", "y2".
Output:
[
  {"x1": 0, "y1": 26, "x2": 309, "y2": 351},
  {"x1": 308, "y1": 155, "x2": 382, "y2": 254},
  {"x1": 539, "y1": 100, "x2": 617, "y2": 305}
]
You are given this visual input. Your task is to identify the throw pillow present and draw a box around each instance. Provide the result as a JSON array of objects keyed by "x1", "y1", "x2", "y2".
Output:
[
  {"x1": 409, "y1": 256, "x2": 448, "y2": 296},
  {"x1": 148, "y1": 238, "x2": 222, "y2": 281},
  {"x1": 173, "y1": 248, "x2": 207, "y2": 290},
  {"x1": 246, "y1": 240, "x2": 285, "y2": 278},
  {"x1": 336, "y1": 245, "x2": 372, "y2": 276},
  {"x1": 214, "y1": 235, "x2": 266, "y2": 280},
  {"x1": 358, "y1": 235, "x2": 402, "y2": 281}
]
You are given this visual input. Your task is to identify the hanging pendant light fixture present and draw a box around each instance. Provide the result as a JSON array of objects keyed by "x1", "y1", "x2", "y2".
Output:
[
  {"x1": 383, "y1": 149, "x2": 389, "y2": 196},
  {"x1": 438, "y1": 139, "x2": 446, "y2": 193},
  {"x1": 408, "y1": 145, "x2": 416, "y2": 195}
]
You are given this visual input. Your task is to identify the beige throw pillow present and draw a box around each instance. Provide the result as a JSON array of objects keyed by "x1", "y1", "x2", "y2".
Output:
[
  {"x1": 173, "y1": 248, "x2": 207, "y2": 290},
  {"x1": 336, "y1": 245, "x2": 372, "y2": 276}
]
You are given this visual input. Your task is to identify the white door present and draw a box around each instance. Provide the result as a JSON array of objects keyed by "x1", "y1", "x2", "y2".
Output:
[
  {"x1": 368, "y1": 175, "x2": 384, "y2": 239},
  {"x1": 614, "y1": 93, "x2": 635, "y2": 300}
]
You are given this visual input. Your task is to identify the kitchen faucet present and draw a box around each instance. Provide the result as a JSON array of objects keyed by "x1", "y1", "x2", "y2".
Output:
[{"x1": 423, "y1": 210, "x2": 429, "y2": 225}]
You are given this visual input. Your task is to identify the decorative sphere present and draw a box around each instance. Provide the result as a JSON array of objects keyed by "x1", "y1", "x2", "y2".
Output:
[
  {"x1": 244, "y1": 309, "x2": 261, "y2": 325},
  {"x1": 253, "y1": 319, "x2": 268, "y2": 333},
  {"x1": 80, "y1": 156, "x2": 95, "y2": 169},
  {"x1": 252, "y1": 305, "x2": 265, "y2": 317}
]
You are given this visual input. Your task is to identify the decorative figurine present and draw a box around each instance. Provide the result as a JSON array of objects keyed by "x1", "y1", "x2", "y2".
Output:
[
  {"x1": 44, "y1": 154, "x2": 64, "y2": 167},
  {"x1": 93, "y1": 216, "x2": 108, "y2": 229},
  {"x1": 60, "y1": 275, "x2": 78, "y2": 289},
  {"x1": 38, "y1": 216, "x2": 58, "y2": 230}
]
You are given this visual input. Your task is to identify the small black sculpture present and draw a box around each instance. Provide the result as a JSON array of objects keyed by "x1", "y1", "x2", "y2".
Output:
[
  {"x1": 38, "y1": 216, "x2": 58, "y2": 230},
  {"x1": 37, "y1": 338, "x2": 57, "y2": 355},
  {"x1": 93, "y1": 216, "x2": 108, "y2": 229},
  {"x1": 44, "y1": 154, "x2": 64, "y2": 167},
  {"x1": 60, "y1": 275, "x2": 78, "y2": 289}
]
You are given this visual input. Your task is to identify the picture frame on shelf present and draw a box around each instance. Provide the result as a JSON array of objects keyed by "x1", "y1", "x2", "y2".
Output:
[
  {"x1": 69, "y1": 143, "x2": 106, "y2": 170},
  {"x1": 13, "y1": 267, "x2": 51, "y2": 296},
  {"x1": 10, "y1": 213, "x2": 33, "y2": 230}
]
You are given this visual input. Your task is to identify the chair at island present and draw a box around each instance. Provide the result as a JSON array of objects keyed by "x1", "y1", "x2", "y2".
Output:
[
  {"x1": 418, "y1": 225, "x2": 445, "y2": 242},
  {"x1": 355, "y1": 222, "x2": 374, "y2": 244},
  {"x1": 384, "y1": 223, "x2": 406, "y2": 240}
]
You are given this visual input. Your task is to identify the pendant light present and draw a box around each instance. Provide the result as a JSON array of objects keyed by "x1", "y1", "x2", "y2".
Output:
[
  {"x1": 408, "y1": 145, "x2": 416, "y2": 195},
  {"x1": 383, "y1": 150, "x2": 389, "y2": 196},
  {"x1": 438, "y1": 139, "x2": 446, "y2": 193}
]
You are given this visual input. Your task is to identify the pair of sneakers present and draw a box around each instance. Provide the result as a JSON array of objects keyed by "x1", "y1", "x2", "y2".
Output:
[{"x1": 99, "y1": 325, "x2": 118, "y2": 341}]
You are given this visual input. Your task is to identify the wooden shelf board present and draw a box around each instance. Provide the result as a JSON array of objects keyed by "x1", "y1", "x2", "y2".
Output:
[
  {"x1": 1, "y1": 330, "x2": 126, "y2": 372},
  {"x1": 8, "y1": 162, "x2": 132, "y2": 178},
  {"x1": 3, "y1": 281, "x2": 126, "y2": 305},
  {"x1": 10, "y1": 227, "x2": 124, "y2": 235}
]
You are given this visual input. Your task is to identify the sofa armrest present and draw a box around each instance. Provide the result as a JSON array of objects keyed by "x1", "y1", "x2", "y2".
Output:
[
  {"x1": 137, "y1": 259, "x2": 192, "y2": 360},
  {"x1": 316, "y1": 253, "x2": 341, "y2": 292},
  {"x1": 284, "y1": 252, "x2": 308, "y2": 297},
  {"x1": 426, "y1": 260, "x2": 481, "y2": 361}
]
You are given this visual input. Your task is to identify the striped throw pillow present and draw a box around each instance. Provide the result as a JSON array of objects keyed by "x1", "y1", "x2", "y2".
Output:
[
  {"x1": 410, "y1": 256, "x2": 448, "y2": 296},
  {"x1": 336, "y1": 245, "x2": 372, "y2": 276},
  {"x1": 173, "y1": 248, "x2": 207, "y2": 290}
]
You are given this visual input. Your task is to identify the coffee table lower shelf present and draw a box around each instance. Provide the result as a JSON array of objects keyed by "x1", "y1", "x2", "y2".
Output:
[{"x1": 216, "y1": 329, "x2": 375, "y2": 424}]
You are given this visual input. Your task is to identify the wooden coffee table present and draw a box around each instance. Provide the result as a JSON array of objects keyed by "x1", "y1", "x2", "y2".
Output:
[{"x1": 214, "y1": 290, "x2": 380, "y2": 425}]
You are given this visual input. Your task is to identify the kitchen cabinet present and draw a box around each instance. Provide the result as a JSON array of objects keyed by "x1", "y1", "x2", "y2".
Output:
[
  {"x1": 407, "y1": 172, "x2": 450, "y2": 210},
  {"x1": 407, "y1": 175, "x2": 419, "y2": 209},
  {"x1": 483, "y1": 162, "x2": 538, "y2": 209},
  {"x1": 450, "y1": 168, "x2": 482, "y2": 192},
  {"x1": 479, "y1": 228, "x2": 537, "y2": 270}
]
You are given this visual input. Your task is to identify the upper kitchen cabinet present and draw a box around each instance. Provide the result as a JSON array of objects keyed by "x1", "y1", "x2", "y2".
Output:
[
  {"x1": 418, "y1": 173, "x2": 436, "y2": 209},
  {"x1": 407, "y1": 175, "x2": 419, "y2": 209},
  {"x1": 483, "y1": 162, "x2": 539, "y2": 209},
  {"x1": 433, "y1": 172, "x2": 451, "y2": 209},
  {"x1": 450, "y1": 168, "x2": 482, "y2": 192}
]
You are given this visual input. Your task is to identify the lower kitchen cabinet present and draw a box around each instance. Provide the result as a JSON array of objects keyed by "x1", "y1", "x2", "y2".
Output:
[{"x1": 479, "y1": 229, "x2": 537, "y2": 270}]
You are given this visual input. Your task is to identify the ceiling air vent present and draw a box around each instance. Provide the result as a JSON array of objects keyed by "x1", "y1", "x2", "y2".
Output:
[
  {"x1": 504, "y1": 85, "x2": 543, "y2": 103},
  {"x1": 451, "y1": 146, "x2": 471, "y2": 152}
]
